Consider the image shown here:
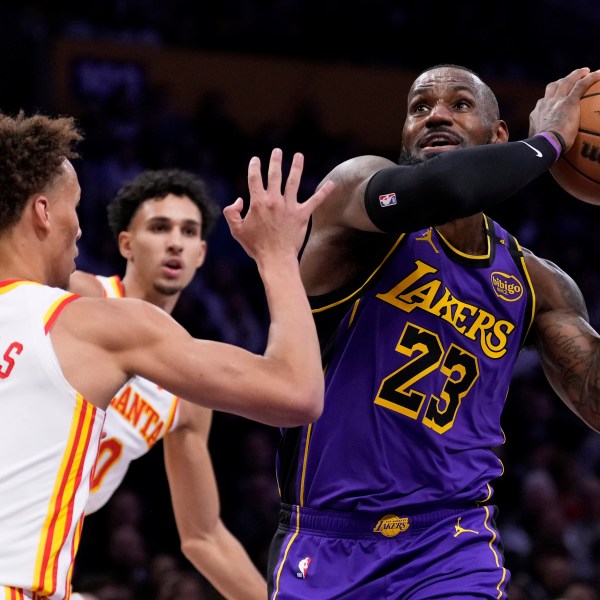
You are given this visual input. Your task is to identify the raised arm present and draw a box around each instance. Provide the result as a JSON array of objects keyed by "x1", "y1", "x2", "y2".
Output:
[
  {"x1": 527, "y1": 251, "x2": 600, "y2": 433},
  {"x1": 164, "y1": 401, "x2": 267, "y2": 599},
  {"x1": 51, "y1": 149, "x2": 334, "y2": 426},
  {"x1": 314, "y1": 68, "x2": 600, "y2": 236}
]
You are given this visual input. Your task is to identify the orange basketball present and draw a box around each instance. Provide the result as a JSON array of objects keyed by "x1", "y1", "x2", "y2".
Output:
[{"x1": 550, "y1": 79, "x2": 600, "y2": 204}]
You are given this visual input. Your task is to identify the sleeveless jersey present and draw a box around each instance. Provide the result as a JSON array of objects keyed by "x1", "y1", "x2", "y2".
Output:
[
  {"x1": 85, "y1": 275, "x2": 180, "y2": 514},
  {"x1": 0, "y1": 280, "x2": 105, "y2": 599},
  {"x1": 277, "y1": 216, "x2": 535, "y2": 515}
]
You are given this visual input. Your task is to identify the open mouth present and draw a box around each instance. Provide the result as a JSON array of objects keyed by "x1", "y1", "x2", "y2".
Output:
[
  {"x1": 162, "y1": 258, "x2": 183, "y2": 276},
  {"x1": 420, "y1": 134, "x2": 460, "y2": 151}
]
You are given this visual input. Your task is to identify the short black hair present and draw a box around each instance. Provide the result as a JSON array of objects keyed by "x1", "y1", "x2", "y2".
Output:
[{"x1": 107, "y1": 169, "x2": 220, "y2": 239}]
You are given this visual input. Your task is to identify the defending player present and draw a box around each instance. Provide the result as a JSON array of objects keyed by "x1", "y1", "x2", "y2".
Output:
[{"x1": 69, "y1": 169, "x2": 268, "y2": 599}]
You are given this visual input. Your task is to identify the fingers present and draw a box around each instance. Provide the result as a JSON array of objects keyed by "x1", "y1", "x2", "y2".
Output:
[
  {"x1": 302, "y1": 180, "x2": 335, "y2": 215},
  {"x1": 283, "y1": 153, "x2": 304, "y2": 201},
  {"x1": 223, "y1": 197, "x2": 244, "y2": 232},
  {"x1": 547, "y1": 67, "x2": 590, "y2": 97},
  {"x1": 245, "y1": 148, "x2": 330, "y2": 215},
  {"x1": 267, "y1": 148, "x2": 283, "y2": 194},
  {"x1": 574, "y1": 68, "x2": 600, "y2": 95},
  {"x1": 247, "y1": 155, "x2": 264, "y2": 197}
]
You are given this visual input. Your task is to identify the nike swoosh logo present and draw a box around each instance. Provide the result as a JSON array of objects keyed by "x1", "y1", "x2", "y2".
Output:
[{"x1": 519, "y1": 140, "x2": 543, "y2": 157}]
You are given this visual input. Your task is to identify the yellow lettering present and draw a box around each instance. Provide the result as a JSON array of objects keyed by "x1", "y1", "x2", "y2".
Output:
[
  {"x1": 377, "y1": 260, "x2": 518, "y2": 357},
  {"x1": 398, "y1": 280, "x2": 441, "y2": 311},
  {"x1": 464, "y1": 310, "x2": 495, "y2": 342},
  {"x1": 482, "y1": 320, "x2": 514, "y2": 358},
  {"x1": 376, "y1": 260, "x2": 438, "y2": 311}
]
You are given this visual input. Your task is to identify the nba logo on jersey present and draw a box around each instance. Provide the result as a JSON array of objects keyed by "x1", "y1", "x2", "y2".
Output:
[
  {"x1": 379, "y1": 192, "x2": 397, "y2": 207},
  {"x1": 297, "y1": 557, "x2": 312, "y2": 579}
]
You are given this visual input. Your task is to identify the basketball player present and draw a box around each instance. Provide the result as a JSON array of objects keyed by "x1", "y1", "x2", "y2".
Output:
[
  {"x1": 0, "y1": 111, "x2": 333, "y2": 600},
  {"x1": 68, "y1": 169, "x2": 267, "y2": 599},
  {"x1": 267, "y1": 66, "x2": 600, "y2": 599}
]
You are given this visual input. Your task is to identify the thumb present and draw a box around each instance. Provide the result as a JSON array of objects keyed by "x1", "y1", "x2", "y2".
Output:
[
  {"x1": 223, "y1": 198, "x2": 244, "y2": 232},
  {"x1": 302, "y1": 180, "x2": 335, "y2": 215}
]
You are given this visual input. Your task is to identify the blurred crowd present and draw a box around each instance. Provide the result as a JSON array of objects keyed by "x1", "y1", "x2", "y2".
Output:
[
  {"x1": 2, "y1": 0, "x2": 599, "y2": 83},
  {"x1": 2, "y1": 2, "x2": 600, "y2": 599}
]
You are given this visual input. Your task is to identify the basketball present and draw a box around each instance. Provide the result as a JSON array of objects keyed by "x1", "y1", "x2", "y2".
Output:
[{"x1": 550, "y1": 80, "x2": 600, "y2": 204}]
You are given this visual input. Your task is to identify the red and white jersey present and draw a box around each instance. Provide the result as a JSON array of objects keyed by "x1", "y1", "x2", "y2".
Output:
[
  {"x1": 0, "y1": 280, "x2": 105, "y2": 600},
  {"x1": 85, "y1": 275, "x2": 180, "y2": 514}
]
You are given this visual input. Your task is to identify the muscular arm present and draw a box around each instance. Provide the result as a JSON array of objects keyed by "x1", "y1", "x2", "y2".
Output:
[
  {"x1": 301, "y1": 139, "x2": 557, "y2": 294},
  {"x1": 313, "y1": 136, "x2": 558, "y2": 236},
  {"x1": 53, "y1": 283, "x2": 322, "y2": 426},
  {"x1": 164, "y1": 402, "x2": 267, "y2": 600},
  {"x1": 527, "y1": 251, "x2": 600, "y2": 432}
]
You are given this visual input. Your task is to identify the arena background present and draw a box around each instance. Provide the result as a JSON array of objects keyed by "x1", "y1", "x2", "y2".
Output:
[{"x1": 2, "y1": 2, "x2": 600, "y2": 598}]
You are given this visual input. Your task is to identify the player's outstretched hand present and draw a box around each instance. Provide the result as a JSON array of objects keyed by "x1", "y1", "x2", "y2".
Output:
[
  {"x1": 529, "y1": 67, "x2": 600, "y2": 151},
  {"x1": 224, "y1": 148, "x2": 334, "y2": 261}
]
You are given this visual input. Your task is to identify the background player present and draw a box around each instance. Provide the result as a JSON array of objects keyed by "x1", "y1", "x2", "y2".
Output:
[{"x1": 69, "y1": 169, "x2": 267, "y2": 599}]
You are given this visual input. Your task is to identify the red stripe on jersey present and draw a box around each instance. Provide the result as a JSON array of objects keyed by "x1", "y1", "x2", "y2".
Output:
[
  {"x1": 34, "y1": 400, "x2": 97, "y2": 594},
  {"x1": 43, "y1": 294, "x2": 79, "y2": 335}
]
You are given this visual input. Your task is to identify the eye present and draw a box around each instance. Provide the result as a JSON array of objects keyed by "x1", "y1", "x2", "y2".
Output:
[
  {"x1": 183, "y1": 226, "x2": 199, "y2": 237},
  {"x1": 409, "y1": 100, "x2": 430, "y2": 115},
  {"x1": 150, "y1": 222, "x2": 168, "y2": 232},
  {"x1": 454, "y1": 99, "x2": 471, "y2": 110}
]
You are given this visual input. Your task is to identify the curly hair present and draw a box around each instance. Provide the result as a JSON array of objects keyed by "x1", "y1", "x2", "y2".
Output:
[
  {"x1": 0, "y1": 111, "x2": 83, "y2": 233},
  {"x1": 107, "y1": 169, "x2": 220, "y2": 240}
]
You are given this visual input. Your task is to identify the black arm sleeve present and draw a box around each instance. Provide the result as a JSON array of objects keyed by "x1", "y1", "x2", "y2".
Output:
[{"x1": 364, "y1": 135, "x2": 558, "y2": 233}]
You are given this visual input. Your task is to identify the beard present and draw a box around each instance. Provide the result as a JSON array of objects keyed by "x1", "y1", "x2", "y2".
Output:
[
  {"x1": 153, "y1": 282, "x2": 183, "y2": 296},
  {"x1": 397, "y1": 148, "x2": 425, "y2": 165}
]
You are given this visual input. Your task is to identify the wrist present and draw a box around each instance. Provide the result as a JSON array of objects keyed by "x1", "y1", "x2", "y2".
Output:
[{"x1": 535, "y1": 131, "x2": 566, "y2": 162}]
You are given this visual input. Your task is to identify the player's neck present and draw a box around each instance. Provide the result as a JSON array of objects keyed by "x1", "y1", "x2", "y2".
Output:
[
  {"x1": 436, "y1": 213, "x2": 487, "y2": 255},
  {"x1": 0, "y1": 234, "x2": 46, "y2": 285}
]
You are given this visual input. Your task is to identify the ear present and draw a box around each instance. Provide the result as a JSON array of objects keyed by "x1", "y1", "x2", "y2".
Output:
[
  {"x1": 195, "y1": 240, "x2": 208, "y2": 269},
  {"x1": 32, "y1": 195, "x2": 51, "y2": 234},
  {"x1": 117, "y1": 230, "x2": 133, "y2": 260},
  {"x1": 491, "y1": 119, "x2": 509, "y2": 143}
]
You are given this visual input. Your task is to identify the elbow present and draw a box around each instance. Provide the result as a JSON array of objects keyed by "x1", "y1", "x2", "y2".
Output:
[
  {"x1": 280, "y1": 379, "x2": 324, "y2": 427},
  {"x1": 301, "y1": 387, "x2": 325, "y2": 424},
  {"x1": 180, "y1": 535, "x2": 209, "y2": 566}
]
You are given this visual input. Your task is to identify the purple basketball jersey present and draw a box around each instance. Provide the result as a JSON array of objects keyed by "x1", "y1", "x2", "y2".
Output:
[{"x1": 277, "y1": 216, "x2": 534, "y2": 515}]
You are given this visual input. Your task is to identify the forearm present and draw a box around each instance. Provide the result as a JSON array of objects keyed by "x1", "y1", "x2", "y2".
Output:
[
  {"x1": 257, "y1": 253, "x2": 324, "y2": 422},
  {"x1": 537, "y1": 327, "x2": 600, "y2": 434},
  {"x1": 365, "y1": 134, "x2": 559, "y2": 233},
  {"x1": 181, "y1": 521, "x2": 267, "y2": 600}
]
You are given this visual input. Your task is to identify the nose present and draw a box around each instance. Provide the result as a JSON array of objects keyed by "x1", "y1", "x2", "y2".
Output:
[
  {"x1": 167, "y1": 228, "x2": 184, "y2": 251},
  {"x1": 425, "y1": 102, "x2": 453, "y2": 126}
]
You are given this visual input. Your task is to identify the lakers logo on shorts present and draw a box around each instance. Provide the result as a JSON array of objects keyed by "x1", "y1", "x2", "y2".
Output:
[{"x1": 373, "y1": 514, "x2": 409, "y2": 537}]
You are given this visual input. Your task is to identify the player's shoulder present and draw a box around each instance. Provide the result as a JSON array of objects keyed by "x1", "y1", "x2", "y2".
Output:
[
  {"x1": 68, "y1": 270, "x2": 105, "y2": 296},
  {"x1": 523, "y1": 248, "x2": 585, "y2": 313},
  {"x1": 59, "y1": 296, "x2": 164, "y2": 340},
  {"x1": 331, "y1": 155, "x2": 397, "y2": 184},
  {"x1": 522, "y1": 247, "x2": 571, "y2": 281}
]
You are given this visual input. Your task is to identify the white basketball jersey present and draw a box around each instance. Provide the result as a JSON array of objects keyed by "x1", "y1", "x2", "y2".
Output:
[
  {"x1": 0, "y1": 280, "x2": 105, "y2": 599},
  {"x1": 85, "y1": 275, "x2": 180, "y2": 514}
]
